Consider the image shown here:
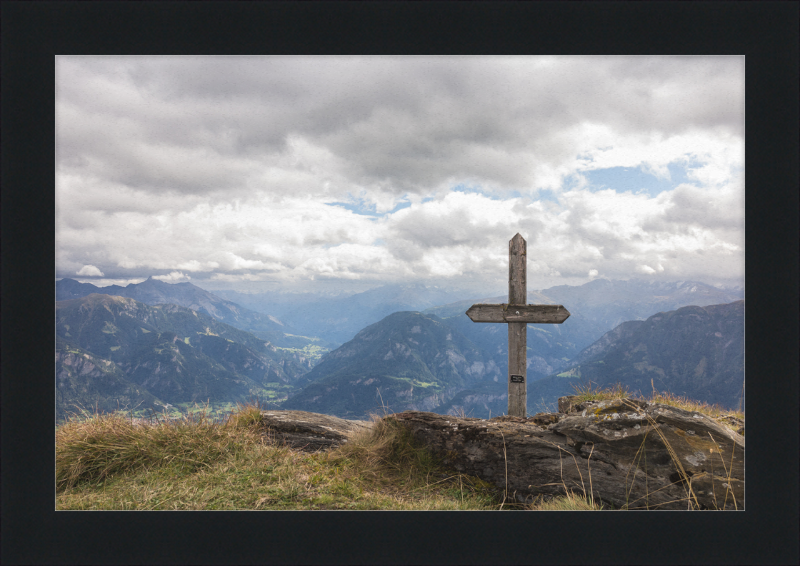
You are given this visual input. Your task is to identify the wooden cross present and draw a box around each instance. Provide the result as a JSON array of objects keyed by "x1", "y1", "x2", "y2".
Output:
[{"x1": 466, "y1": 233, "x2": 570, "y2": 418}]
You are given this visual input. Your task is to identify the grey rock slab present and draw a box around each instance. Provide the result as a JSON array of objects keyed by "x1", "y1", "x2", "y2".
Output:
[
  {"x1": 258, "y1": 410, "x2": 372, "y2": 452},
  {"x1": 392, "y1": 401, "x2": 744, "y2": 510}
]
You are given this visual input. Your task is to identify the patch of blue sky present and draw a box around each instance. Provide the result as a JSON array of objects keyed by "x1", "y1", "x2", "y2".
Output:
[
  {"x1": 451, "y1": 183, "x2": 523, "y2": 200},
  {"x1": 322, "y1": 238, "x2": 386, "y2": 251},
  {"x1": 387, "y1": 200, "x2": 412, "y2": 214},
  {"x1": 535, "y1": 188, "x2": 559, "y2": 203},
  {"x1": 729, "y1": 163, "x2": 744, "y2": 180},
  {"x1": 562, "y1": 173, "x2": 584, "y2": 193},
  {"x1": 325, "y1": 198, "x2": 411, "y2": 217},
  {"x1": 580, "y1": 161, "x2": 700, "y2": 197}
]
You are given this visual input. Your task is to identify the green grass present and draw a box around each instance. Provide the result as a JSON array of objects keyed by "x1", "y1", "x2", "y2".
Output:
[{"x1": 391, "y1": 376, "x2": 439, "y2": 389}]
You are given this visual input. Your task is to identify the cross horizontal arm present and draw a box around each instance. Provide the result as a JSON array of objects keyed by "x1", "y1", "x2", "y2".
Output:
[{"x1": 466, "y1": 303, "x2": 570, "y2": 324}]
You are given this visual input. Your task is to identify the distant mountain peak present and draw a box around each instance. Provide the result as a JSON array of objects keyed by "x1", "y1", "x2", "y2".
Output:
[
  {"x1": 54, "y1": 276, "x2": 318, "y2": 350},
  {"x1": 140, "y1": 276, "x2": 165, "y2": 285}
]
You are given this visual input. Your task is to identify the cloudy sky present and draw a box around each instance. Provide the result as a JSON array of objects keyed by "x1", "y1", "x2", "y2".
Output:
[{"x1": 56, "y1": 56, "x2": 744, "y2": 297}]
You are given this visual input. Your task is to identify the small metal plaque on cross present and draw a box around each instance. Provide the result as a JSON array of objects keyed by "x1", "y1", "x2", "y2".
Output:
[{"x1": 466, "y1": 233, "x2": 570, "y2": 418}]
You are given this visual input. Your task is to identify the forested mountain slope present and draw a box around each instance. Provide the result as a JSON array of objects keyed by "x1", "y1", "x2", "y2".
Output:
[
  {"x1": 527, "y1": 300, "x2": 745, "y2": 412},
  {"x1": 282, "y1": 311, "x2": 502, "y2": 418},
  {"x1": 56, "y1": 294, "x2": 315, "y2": 422}
]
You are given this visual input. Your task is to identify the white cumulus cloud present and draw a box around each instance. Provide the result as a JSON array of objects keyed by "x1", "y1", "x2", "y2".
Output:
[
  {"x1": 152, "y1": 271, "x2": 191, "y2": 283},
  {"x1": 76, "y1": 265, "x2": 104, "y2": 277}
]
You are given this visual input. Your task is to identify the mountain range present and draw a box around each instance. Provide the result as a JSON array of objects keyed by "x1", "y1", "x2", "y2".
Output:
[
  {"x1": 281, "y1": 299, "x2": 744, "y2": 419},
  {"x1": 56, "y1": 277, "x2": 335, "y2": 354},
  {"x1": 424, "y1": 278, "x2": 743, "y2": 384},
  {"x1": 214, "y1": 283, "x2": 471, "y2": 345},
  {"x1": 526, "y1": 300, "x2": 745, "y2": 412},
  {"x1": 56, "y1": 335, "x2": 163, "y2": 423},
  {"x1": 55, "y1": 294, "x2": 314, "y2": 423},
  {"x1": 55, "y1": 277, "x2": 744, "y2": 422}
]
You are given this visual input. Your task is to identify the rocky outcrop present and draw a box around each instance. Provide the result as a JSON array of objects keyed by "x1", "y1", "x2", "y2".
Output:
[
  {"x1": 392, "y1": 397, "x2": 744, "y2": 510},
  {"x1": 258, "y1": 410, "x2": 372, "y2": 452}
]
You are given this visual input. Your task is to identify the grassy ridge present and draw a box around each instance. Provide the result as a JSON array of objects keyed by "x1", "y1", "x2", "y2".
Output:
[
  {"x1": 56, "y1": 403, "x2": 508, "y2": 510},
  {"x1": 56, "y1": 382, "x2": 742, "y2": 511}
]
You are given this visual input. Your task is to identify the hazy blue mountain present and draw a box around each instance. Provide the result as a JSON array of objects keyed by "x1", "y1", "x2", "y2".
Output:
[
  {"x1": 437, "y1": 310, "x2": 578, "y2": 383},
  {"x1": 281, "y1": 311, "x2": 503, "y2": 419},
  {"x1": 526, "y1": 300, "x2": 745, "y2": 412},
  {"x1": 427, "y1": 299, "x2": 745, "y2": 417},
  {"x1": 423, "y1": 278, "x2": 744, "y2": 383},
  {"x1": 214, "y1": 278, "x2": 741, "y2": 362},
  {"x1": 56, "y1": 277, "x2": 128, "y2": 300},
  {"x1": 55, "y1": 277, "x2": 333, "y2": 353},
  {"x1": 113, "y1": 329, "x2": 260, "y2": 407},
  {"x1": 55, "y1": 294, "x2": 315, "y2": 414},
  {"x1": 279, "y1": 279, "x2": 745, "y2": 419},
  {"x1": 57, "y1": 277, "x2": 744, "y2": 422},
  {"x1": 215, "y1": 283, "x2": 473, "y2": 345},
  {"x1": 539, "y1": 278, "x2": 743, "y2": 342}
]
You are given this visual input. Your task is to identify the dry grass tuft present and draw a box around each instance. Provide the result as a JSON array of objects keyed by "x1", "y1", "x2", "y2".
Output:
[
  {"x1": 56, "y1": 404, "x2": 263, "y2": 492},
  {"x1": 528, "y1": 490, "x2": 604, "y2": 511},
  {"x1": 56, "y1": 403, "x2": 499, "y2": 510},
  {"x1": 222, "y1": 401, "x2": 266, "y2": 431},
  {"x1": 646, "y1": 389, "x2": 744, "y2": 423},
  {"x1": 570, "y1": 380, "x2": 744, "y2": 431},
  {"x1": 571, "y1": 381, "x2": 631, "y2": 403},
  {"x1": 561, "y1": 381, "x2": 744, "y2": 510}
]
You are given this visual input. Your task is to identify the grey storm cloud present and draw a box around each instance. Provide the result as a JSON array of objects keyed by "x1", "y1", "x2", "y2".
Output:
[
  {"x1": 57, "y1": 56, "x2": 743, "y2": 200},
  {"x1": 655, "y1": 184, "x2": 744, "y2": 232}
]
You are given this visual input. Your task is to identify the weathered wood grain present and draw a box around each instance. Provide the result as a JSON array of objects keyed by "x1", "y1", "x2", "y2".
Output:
[
  {"x1": 509, "y1": 233, "x2": 526, "y2": 305},
  {"x1": 508, "y1": 233, "x2": 527, "y2": 417},
  {"x1": 465, "y1": 303, "x2": 571, "y2": 323},
  {"x1": 508, "y1": 321, "x2": 527, "y2": 417}
]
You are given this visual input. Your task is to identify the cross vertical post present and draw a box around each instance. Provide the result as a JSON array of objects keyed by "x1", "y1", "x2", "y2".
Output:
[
  {"x1": 508, "y1": 233, "x2": 527, "y2": 417},
  {"x1": 465, "y1": 234, "x2": 571, "y2": 418}
]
